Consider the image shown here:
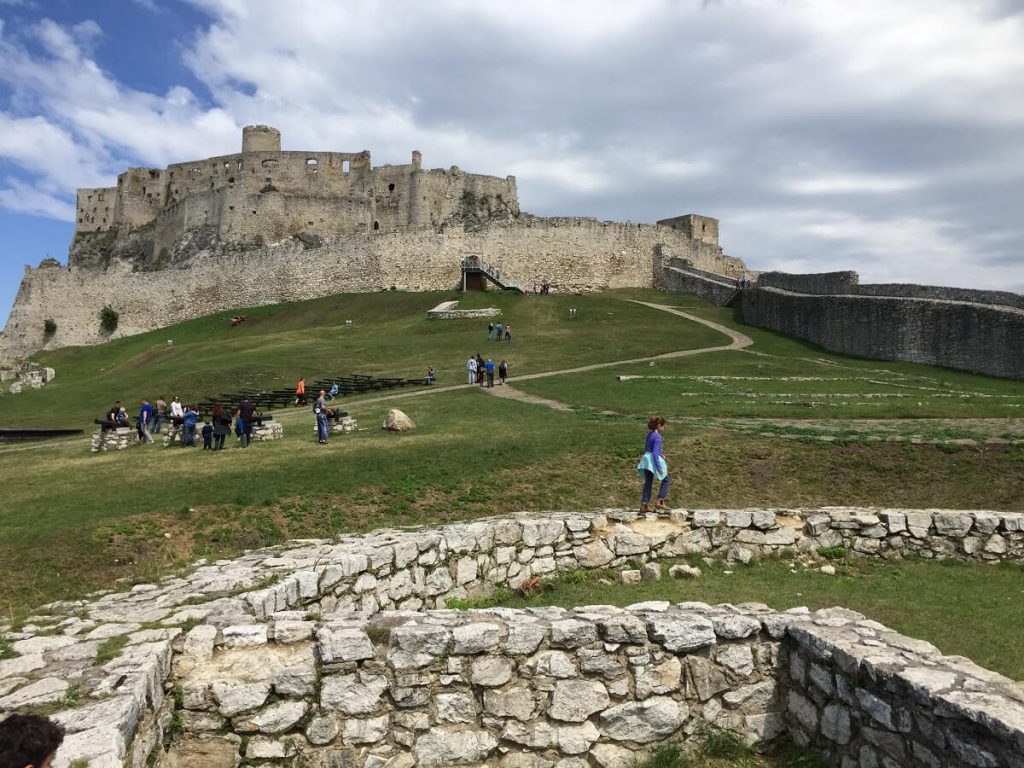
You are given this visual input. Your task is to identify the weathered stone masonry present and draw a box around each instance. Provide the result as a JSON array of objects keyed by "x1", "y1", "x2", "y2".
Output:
[
  {"x1": 2, "y1": 507, "x2": 1023, "y2": 767},
  {"x1": 740, "y1": 271, "x2": 1024, "y2": 380}
]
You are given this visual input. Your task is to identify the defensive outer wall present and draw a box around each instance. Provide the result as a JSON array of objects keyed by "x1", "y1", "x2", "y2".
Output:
[
  {"x1": 0, "y1": 125, "x2": 741, "y2": 359},
  {"x1": 3, "y1": 506, "x2": 1023, "y2": 767},
  {"x1": 739, "y1": 272, "x2": 1024, "y2": 380}
]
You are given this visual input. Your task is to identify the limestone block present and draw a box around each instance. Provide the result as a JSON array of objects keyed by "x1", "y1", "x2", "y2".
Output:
[
  {"x1": 321, "y1": 672, "x2": 388, "y2": 714},
  {"x1": 162, "y1": 733, "x2": 240, "y2": 768},
  {"x1": 618, "y1": 569, "x2": 642, "y2": 585},
  {"x1": 725, "y1": 510, "x2": 753, "y2": 528},
  {"x1": 550, "y1": 618, "x2": 597, "y2": 648},
  {"x1": 712, "y1": 614, "x2": 761, "y2": 640},
  {"x1": 414, "y1": 727, "x2": 499, "y2": 766},
  {"x1": 751, "y1": 510, "x2": 776, "y2": 529},
  {"x1": 0, "y1": 677, "x2": 68, "y2": 708},
  {"x1": 640, "y1": 562, "x2": 662, "y2": 582},
  {"x1": 648, "y1": 614, "x2": 716, "y2": 652},
  {"x1": 932, "y1": 512, "x2": 973, "y2": 537},
  {"x1": 383, "y1": 408, "x2": 416, "y2": 431},
  {"x1": 317, "y1": 626, "x2": 375, "y2": 662},
  {"x1": 435, "y1": 691, "x2": 477, "y2": 723},
  {"x1": 221, "y1": 624, "x2": 267, "y2": 648},
  {"x1": 211, "y1": 682, "x2": 271, "y2": 717},
  {"x1": 343, "y1": 714, "x2": 390, "y2": 744},
  {"x1": 471, "y1": 656, "x2": 513, "y2": 686},
  {"x1": 549, "y1": 680, "x2": 610, "y2": 722},
  {"x1": 525, "y1": 650, "x2": 578, "y2": 678},
  {"x1": 634, "y1": 657, "x2": 682, "y2": 698},
  {"x1": 669, "y1": 564, "x2": 702, "y2": 579},
  {"x1": 484, "y1": 686, "x2": 537, "y2": 720},
  {"x1": 555, "y1": 720, "x2": 600, "y2": 754},
  {"x1": 232, "y1": 699, "x2": 307, "y2": 734},
  {"x1": 506, "y1": 622, "x2": 547, "y2": 655},
  {"x1": 716, "y1": 644, "x2": 755, "y2": 677},
  {"x1": 599, "y1": 696, "x2": 687, "y2": 742},
  {"x1": 607, "y1": 531, "x2": 650, "y2": 556}
]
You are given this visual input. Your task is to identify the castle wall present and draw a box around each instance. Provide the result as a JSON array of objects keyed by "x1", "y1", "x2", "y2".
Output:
[
  {"x1": 75, "y1": 187, "x2": 117, "y2": 233},
  {"x1": 741, "y1": 275, "x2": 1024, "y2": 380},
  {"x1": 660, "y1": 260, "x2": 739, "y2": 305},
  {"x1": 1, "y1": 218, "x2": 742, "y2": 355}
]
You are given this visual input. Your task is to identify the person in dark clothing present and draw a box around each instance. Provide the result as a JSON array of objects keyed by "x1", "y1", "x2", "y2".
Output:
[
  {"x1": 236, "y1": 397, "x2": 256, "y2": 448},
  {"x1": 498, "y1": 359, "x2": 508, "y2": 385},
  {"x1": 201, "y1": 421, "x2": 213, "y2": 450},
  {"x1": 0, "y1": 713, "x2": 65, "y2": 768},
  {"x1": 211, "y1": 402, "x2": 229, "y2": 451}
]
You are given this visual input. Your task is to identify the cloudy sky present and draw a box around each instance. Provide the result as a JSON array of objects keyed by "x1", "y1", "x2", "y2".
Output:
[{"x1": 0, "y1": 0, "x2": 1022, "y2": 323}]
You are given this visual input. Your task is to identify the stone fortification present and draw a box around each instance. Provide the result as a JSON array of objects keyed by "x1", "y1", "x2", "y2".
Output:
[
  {"x1": 741, "y1": 272, "x2": 1024, "y2": 380},
  {"x1": 659, "y1": 258, "x2": 741, "y2": 306},
  {"x1": 2, "y1": 506, "x2": 1023, "y2": 767},
  {"x1": 0, "y1": 126, "x2": 744, "y2": 358}
]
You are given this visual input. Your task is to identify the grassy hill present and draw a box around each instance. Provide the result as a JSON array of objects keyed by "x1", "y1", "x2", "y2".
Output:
[{"x1": 0, "y1": 288, "x2": 1022, "y2": 621}]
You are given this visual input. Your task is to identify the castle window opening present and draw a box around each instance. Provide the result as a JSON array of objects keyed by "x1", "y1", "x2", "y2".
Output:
[
  {"x1": 342, "y1": 160, "x2": 350, "y2": 174},
  {"x1": 373, "y1": 220, "x2": 379, "y2": 230},
  {"x1": 388, "y1": 183, "x2": 395, "y2": 192},
  {"x1": 237, "y1": 160, "x2": 243, "y2": 171},
  {"x1": 306, "y1": 158, "x2": 318, "y2": 168},
  {"x1": 224, "y1": 162, "x2": 230, "y2": 171}
]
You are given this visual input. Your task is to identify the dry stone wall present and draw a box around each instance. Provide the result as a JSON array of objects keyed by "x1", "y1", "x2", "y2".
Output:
[{"x1": 2, "y1": 507, "x2": 1023, "y2": 767}]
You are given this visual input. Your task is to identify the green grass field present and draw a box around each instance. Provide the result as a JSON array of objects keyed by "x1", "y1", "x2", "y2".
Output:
[{"x1": 0, "y1": 288, "x2": 1022, "y2": 646}]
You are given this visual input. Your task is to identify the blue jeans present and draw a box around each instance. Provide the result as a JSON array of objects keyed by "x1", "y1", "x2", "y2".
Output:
[
  {"x1": 317, "y1": 413, "x2": 329, "y2": 442},
  {"x1": 641, "y1": 470, "x2": 669, "y2": 504},
  {"x1": 152, "y1": 412, "x2": 163, "y2": 433},
  {"x1": 182, "y1": 425, "x2": 196, "y2": 446}
]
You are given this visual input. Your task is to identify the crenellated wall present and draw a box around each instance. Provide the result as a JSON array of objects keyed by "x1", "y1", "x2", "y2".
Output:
[{"x1": 2, "y1": 507, "x2": 1023, "y2": 767}]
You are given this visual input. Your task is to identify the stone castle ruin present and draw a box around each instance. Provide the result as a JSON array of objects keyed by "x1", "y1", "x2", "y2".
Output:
[
  {"x1": 2, "y1": 506, "x2": 1022, "y2": 767},
  {"x1": 0, "y1": 125, "x2": 743, "y2": 359}
]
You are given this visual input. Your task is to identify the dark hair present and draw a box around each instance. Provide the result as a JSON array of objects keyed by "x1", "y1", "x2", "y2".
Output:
[
  {"x1": 0, "y1": 714, "x2": 65, "y2": 767},
  {"x1": 212, "y1": 402, "x2": 223, "y2": 418},
  {"x1": 647, "y1": 416, "x2": 666, "y2": 431}
]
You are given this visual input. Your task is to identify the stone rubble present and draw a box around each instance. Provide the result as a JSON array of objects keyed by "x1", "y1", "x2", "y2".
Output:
[{"x1": 0, "y1": 506, "x2": 1021, "y2": 767}]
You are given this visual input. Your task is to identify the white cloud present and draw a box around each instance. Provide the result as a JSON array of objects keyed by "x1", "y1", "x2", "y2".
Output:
[{"x1": 0, "y1": 1, "x2": 1020, "y2": 294}]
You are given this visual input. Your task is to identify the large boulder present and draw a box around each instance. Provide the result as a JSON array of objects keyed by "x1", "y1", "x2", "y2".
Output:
[{"x1": 383, "y1": 409, "x2": 416, "y2": 432}]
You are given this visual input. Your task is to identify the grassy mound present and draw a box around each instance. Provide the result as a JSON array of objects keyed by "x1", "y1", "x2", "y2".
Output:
[{"x1": 0, "y1": 288, "x2": 1021, "y2": 618}]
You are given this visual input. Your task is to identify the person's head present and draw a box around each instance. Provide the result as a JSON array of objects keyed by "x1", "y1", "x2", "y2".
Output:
[
  {"x1": 159, "y1": 395, "x2": 164, "y2": 400},
  {"x1": 647, "y1": 416, "x2": 666, "y2": 432},
  {"x1": 141, "y1": 398, "x2": 148, "y2": 404},
  {"x1": 172, "y1": 395, "x2": 179, "y2": 402},
  {"x1": 113, "y1": 400, "x2": 121, "y2": 407},
  {"x1": 320, "y1": 390, "x2": 326, "y2": 397},
  {"x1": 0, "y1": 713, "x2": 65, "y2": 768}
]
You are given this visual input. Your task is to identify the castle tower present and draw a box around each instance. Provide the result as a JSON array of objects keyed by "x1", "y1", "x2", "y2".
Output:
[{"x1": 242, "y1": 125, "x2": 282, "y2": 153}]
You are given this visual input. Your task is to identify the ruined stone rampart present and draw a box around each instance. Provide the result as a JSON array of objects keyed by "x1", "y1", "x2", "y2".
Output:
[
  {"x1": 660, "y1": 259, "x2": 739, "y2": 306},
  {"x1": 2, "y1": 507, "x2": 1023, "y2": 766},
  {"x1": 740, "y1": 274, "x2": 1024, "y2": 380},
  {"x1": 1, "y1": 218, "x2": 742, "y2": 357}
]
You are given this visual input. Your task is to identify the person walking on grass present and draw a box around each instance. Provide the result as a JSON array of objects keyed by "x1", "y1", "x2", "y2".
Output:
[
  {"x1": 636, "y1": 415, "x2": 669, "y2": 513},
  {"x1": 487, "y1": 322, "x2": 494, "y2": 341},
  {"x1": 485, "y1": 358, "x2": 495, "y2": 388},
  {"x1": 295, "y1": 377, "x2": 307, "y2": 407},
  {"x1": 504, "y1": 323, "x2": 512, "y2": 343},
  {"x1": 315, "y1": 389, "x2": 333, "y2": 444},
  {"x1": 138, "y1": 398, "x2": 154, "y2": 444},
  {"x1": 466, "y1": 355, "x2": 478, "y2": 385},
  {"x1": 498, "y1": 359, "x2": 508, "y2": 385}
]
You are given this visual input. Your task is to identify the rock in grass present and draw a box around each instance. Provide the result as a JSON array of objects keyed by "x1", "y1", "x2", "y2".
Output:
[
  {"x1": 820, "y1": 565, "x2": 837, "y2": 575},
  {"x1": 669, "y1": 564, "x2": 702, "y2": 579},
  {"x1": 640, "y1": 563, "x2": 662, "y2": 582},
  {"x1": 619, "y1": 570, "x2": 641, "y2": 585},
  {"x1": 383, "y1": 409, "x2": 416, "y2": 432}
]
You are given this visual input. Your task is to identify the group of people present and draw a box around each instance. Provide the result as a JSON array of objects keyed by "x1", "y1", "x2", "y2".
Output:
[
  {"x1": 486, "y1": 321, "x2": 513, "y2": 343},
  {"x1": 466, "y1": 354, "x2": 508, "y2": 387},
  {"x1": 102, "y1": 394, "x2": 260, "y2": 449}
]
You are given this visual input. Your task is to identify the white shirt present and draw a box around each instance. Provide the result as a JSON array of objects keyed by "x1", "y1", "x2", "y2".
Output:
[
  {"x1": 170, "y1": 400, "x2": 184, "y2": 418},
  {"x1": 467, "y1": 358, "x2": 477, "y2": 372}
]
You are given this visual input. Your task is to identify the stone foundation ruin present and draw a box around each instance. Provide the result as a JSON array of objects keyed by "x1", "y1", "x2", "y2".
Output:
[{"x1": 1, "y1": 507, "x2": 1022, "y2": 767}]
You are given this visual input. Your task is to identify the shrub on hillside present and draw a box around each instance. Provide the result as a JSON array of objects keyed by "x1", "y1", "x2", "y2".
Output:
[
  {"x1": 100, "y1": 305, "x2": 119, "y2": 333},
  {"x1": 43, "y1": 318, "x2": 56, "y2": 335}
]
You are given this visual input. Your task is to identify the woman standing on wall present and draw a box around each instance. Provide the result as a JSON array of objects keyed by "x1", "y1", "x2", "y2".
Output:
[{"x1": 636, "y1": 416, "x2": 669, "y2": 513}]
